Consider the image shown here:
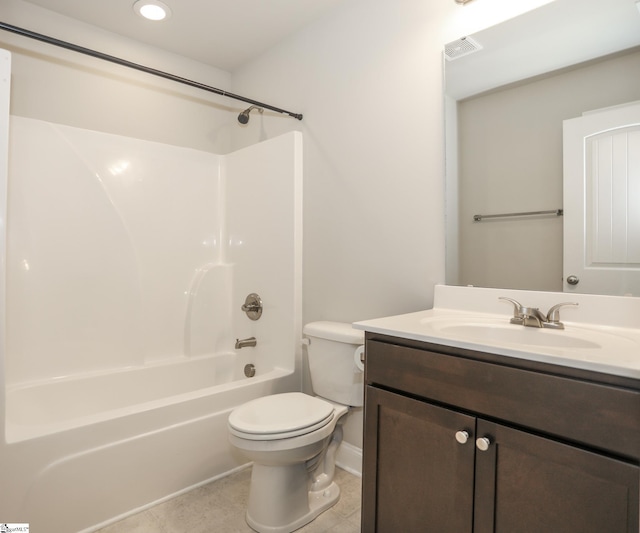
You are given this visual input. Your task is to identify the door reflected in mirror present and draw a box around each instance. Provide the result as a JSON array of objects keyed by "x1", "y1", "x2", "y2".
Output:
[{"x1": 444, "y1": 0, "x2": 640, "y2": 296}]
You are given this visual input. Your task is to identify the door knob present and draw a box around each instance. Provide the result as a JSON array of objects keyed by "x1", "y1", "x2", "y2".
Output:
[
  {"x1": 566, "y1": 275, "x2": 579, "y2": 286},
  {"x1": 476, "y1": 437, "x2": 491, "y2": 451},
  {"x1": 455, "y1": 430, "x2": 469, "y2": 444}
]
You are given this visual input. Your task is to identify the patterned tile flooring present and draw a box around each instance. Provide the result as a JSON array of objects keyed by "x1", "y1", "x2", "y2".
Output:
[{"x1": 95, "y1": 467, "x2": 361, "y2": 533}]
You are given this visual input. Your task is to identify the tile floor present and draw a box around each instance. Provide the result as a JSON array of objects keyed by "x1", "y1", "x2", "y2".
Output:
[{"x1": 95, "y1": 467, "x2": 361, "y2": 533}]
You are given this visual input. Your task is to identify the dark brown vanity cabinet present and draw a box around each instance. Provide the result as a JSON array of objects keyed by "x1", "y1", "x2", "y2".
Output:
[{"x1": 362, "y1": 335, "x2": 640, "y2": 533}]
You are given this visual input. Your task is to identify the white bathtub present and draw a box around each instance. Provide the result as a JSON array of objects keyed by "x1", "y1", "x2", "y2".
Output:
[
  {"x1": 6, "y1": 352, "x2": 284, "y2": 442},
  {"x1": 0, "y1": 110, "x2": 303, "y2": 531},
  {"x1": 1, "y1": 355, "x2": 295, "y2": 533}
]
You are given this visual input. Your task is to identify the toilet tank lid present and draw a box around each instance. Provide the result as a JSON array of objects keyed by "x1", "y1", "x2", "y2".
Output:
[{"x1": 303, "y1": 321, "x2": 364, "y2": 344}]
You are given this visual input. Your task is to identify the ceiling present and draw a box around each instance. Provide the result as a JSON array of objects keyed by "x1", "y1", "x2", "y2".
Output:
[
  {"x1": 446, "y1": 0, "x2": 640, "y2": 100},
  {"x1": 22, "y1": 0, "x2": 640, "y2": 84},
  {"x1": 22, "y1": 0, "x2": 349, "y2": 71}
]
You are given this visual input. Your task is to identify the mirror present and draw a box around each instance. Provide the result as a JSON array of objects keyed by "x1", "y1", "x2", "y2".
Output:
[{"x1": 445, "y1": 0, "x2": 640, "y2": 295}]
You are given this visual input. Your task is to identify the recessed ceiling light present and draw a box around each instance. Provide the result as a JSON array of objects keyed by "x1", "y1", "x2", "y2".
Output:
[{"x1": 133, "y1": 0, "x2": 172, "y2": 21}]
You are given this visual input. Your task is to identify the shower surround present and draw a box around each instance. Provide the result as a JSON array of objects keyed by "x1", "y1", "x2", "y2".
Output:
[{"x1": 0, "y1": 52, "x2": 302, "y2": 531}]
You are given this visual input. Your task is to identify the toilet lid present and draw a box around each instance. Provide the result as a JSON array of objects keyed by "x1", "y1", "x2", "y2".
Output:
[{"x1": 228, "y1": 392, "x2": 334, "y2": 437}]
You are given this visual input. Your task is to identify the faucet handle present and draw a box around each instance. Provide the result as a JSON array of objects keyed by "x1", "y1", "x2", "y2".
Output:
[
  {"x1": 498, "y1": 297, "x2": 525, "y2": 324},
  {"x1": 546, "y1": 302, "x2": 578, "y2": 324}
]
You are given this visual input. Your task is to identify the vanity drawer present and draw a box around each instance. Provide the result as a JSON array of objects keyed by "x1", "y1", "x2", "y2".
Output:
[{"x1": 365, "y1": 339, "x2": 640, "y2": 460}]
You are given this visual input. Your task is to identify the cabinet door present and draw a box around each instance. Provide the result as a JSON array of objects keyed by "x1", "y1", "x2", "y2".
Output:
[
  {"x1": 474, "y1": 419, "x2": 640, "y2": 533},
  {"x1": 363, "y1": 386, "x2": 475, "y2": 532}
]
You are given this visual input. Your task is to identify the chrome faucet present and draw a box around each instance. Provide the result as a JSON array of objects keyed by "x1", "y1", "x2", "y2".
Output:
[
  {"x1": 518, "y1": 305, "x2": 548, "y2": 328},
  {"x1": 499, "y1": 297, "x2": 578, "y2": 329},
  {"x1": 235, "y1": 337, "x2": 257, "y2": 349}
]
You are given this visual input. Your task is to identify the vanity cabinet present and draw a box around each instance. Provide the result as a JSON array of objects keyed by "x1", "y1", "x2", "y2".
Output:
[{"x1": 362, "y1": 335, "x2": 640, "y2": 533}]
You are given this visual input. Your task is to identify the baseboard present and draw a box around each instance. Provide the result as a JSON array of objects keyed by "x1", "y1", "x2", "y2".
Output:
[{"x1": 335, "y1": 441, "x2": 362, "y2": 477}]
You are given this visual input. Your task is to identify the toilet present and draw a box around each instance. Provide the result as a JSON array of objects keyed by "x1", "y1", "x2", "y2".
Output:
[{"x1": 228, "y1": 321, "x2": 364, "y2": 533}]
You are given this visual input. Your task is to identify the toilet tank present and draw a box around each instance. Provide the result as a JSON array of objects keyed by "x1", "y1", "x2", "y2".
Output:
[{"x1": 303, "y1": 321, "x2": 364, "y2": 407}]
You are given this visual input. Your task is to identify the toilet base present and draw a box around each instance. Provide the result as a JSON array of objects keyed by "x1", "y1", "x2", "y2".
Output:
[
  {"x1": 246, "y1": 464, "x2": 340, "y2": 533},
  {"x1": 246, "y1": 480, "x2": 340, "y2": 533}
]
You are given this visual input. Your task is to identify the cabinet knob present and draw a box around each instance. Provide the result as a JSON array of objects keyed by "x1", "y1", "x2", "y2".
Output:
[
  {"x1": 476, "y1": 437, "x2": 491, "y2": 451},
  {"x1": 455, "y1": 430, "x2": 469, "y2": 444}
]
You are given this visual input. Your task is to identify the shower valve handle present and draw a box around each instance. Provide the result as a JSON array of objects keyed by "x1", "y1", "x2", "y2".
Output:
[{"x1": 241, "y1": 293, "x2": 263, "y2": 320}]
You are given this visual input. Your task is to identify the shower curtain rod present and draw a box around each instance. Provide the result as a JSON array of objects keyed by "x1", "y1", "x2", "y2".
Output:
[{"x1": 0, "y1": 21, "x2": 303, "y2": 121}]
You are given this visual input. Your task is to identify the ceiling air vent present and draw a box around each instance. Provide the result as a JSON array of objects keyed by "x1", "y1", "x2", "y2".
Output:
[{"x1": 444, "y1": 36, "x2": 482, "y2": 61}]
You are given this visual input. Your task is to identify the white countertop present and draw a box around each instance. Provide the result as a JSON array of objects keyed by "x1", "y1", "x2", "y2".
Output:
[{"x1": 353, "y1": 285, "x2": 640, "y2": 380}]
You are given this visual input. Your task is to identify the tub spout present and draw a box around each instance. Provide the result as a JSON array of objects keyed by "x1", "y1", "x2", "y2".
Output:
[{"x1": 235, "y1": 337, "x2": 257, "y2": 349}]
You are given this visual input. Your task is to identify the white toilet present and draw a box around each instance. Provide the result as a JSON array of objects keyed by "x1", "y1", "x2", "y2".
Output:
[{"x1": 228, "y1": 321, "x2": 364, "y2": 533}]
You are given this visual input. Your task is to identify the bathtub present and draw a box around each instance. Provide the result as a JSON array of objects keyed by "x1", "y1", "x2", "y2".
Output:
[
  {"x1": 6, "y1": 352, "x2": 288, "y2": 443},
  {"x1": 2, "y1": 354, "x2": 295, "y2": 532},
  {"x1": 0, "y1": 99, "x2": 303, "y2": 530}
]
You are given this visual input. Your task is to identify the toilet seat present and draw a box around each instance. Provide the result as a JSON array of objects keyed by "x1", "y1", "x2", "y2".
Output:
[{"x1": 228, "y1": 392, "x2": 335, "y2": 441}]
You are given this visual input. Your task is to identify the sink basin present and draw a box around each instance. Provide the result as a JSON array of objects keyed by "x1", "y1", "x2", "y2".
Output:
[
  {"x1": 418, "y1": 314, "x2": 637, "y2": 353},
  {"x1": 436, "y1": 323, "x2": 601, "y2": 349},
  {"x1": 352, "y1": 285, "x2": 640, "y2": 379}
]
